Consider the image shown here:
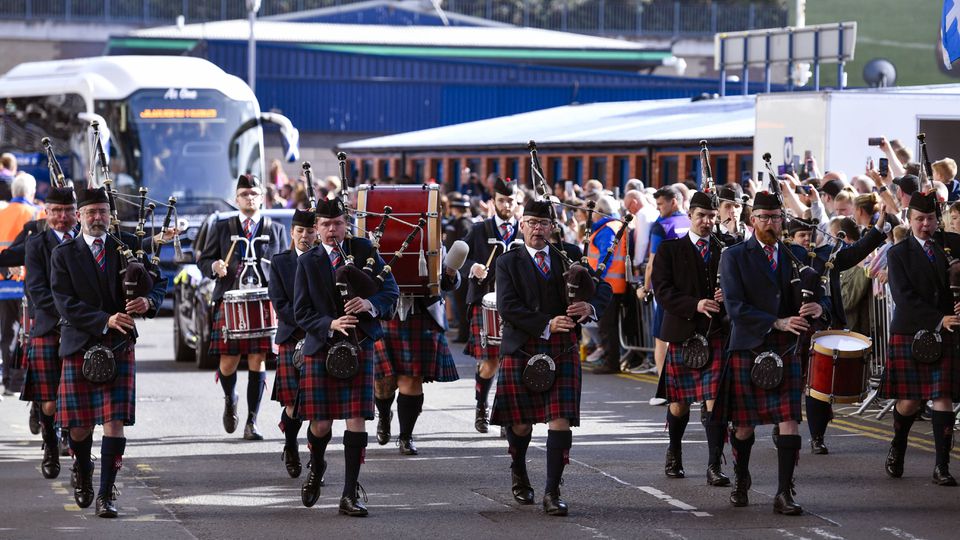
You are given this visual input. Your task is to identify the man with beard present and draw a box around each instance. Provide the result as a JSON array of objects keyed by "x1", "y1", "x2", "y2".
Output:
[
  {"x1": 200, "y1": 174, "x2": 287, "y2": 441},
  {"x1": 268, "y1": 209, "x2": 317, "y2": 478},
  {"x1": 651, "y1": 191, "x2": 730, "y2": 487},
  {"x1": 462, "y1": 177, "x2": 520, "y2": 433},
  {"x1": 294, "y1": 198, "x2": 399, "y2": 516},
  {"x1": 719, "y1": 191, "x2": 829, "y2": 515},
  {"x1": 50, "y1": 187, "x2": 166, "y2": 518},
  {"x1": 880, "y1": 191, "x2": 960, "y2": 487},
  {"x1": 491, "y1": 200, "x2": 611, "y2": 516}
]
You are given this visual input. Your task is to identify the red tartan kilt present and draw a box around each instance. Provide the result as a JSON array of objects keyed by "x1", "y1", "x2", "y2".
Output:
[
  {"x1": 271, "y1": 339, "x2": 301, "y2": 406},
  {"x1": 299, "y1": 341, "x2": 375, "y2": 421},
  {"x1": 464, "y1": 304, "x2": 499, "y2": 363},
  {"x1": 879, "y1": 333, "x2": 957, "y2": 401},
  {"x1": 490, "y1": 332, "x2": 580, "y2": 427},
  {"x1": 209, "y1": 302, "x2": 276, "y2": 357},
  {"x1": 374, "y1": 313, "x2": 459, "y2": 383},
  {"x1": 21, "y1": 332, "x2": 62, "y2": 402},
  {"x1": 58, "y1": 337, "x2": 136, "y2": 428},
  {"x1": 726, "y1": 331, "x2": 803, "y2": 427},
  {"x1": 664, "y1": 335, "x2": 726, "y2": 404}
]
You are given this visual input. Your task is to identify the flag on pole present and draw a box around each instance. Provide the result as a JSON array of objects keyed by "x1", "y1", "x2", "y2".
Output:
[{"x1": 942, "y1": 0, "x2": 960, "y2": 69}]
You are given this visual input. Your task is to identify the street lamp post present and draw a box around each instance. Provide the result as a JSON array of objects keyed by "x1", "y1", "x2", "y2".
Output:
[{"x1": 246, "y1": 0, "x2": 261, "y2": 93}]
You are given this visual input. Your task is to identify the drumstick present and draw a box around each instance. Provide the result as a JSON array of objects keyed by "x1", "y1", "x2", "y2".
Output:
[
  {"x1": 483, "y1": 243, "x2": 502, "y2": 271},
  {"x1": 222, "y1": 239, "x2": 239, "y2": 272}
]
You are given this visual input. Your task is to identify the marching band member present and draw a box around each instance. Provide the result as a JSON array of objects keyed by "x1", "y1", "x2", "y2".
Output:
[
  {"x1": 491, "y1": 200, "x2": 611, "y2": 516},
  {"x1": 268, "y1": 209, "x2": 317, "y2": 478},
  {"x1": 199, "y1": 174, "x2": 287, "y2": 441},
  {"x1": 719, "y1": 191, "x2": 829, "y2": 515},
  {"x1": 717, "y1": 185, "x2": 748, "y2": 243},
  {"x1": 50, "y1": 187, "x2": 166, "y2": 518},
  {"x1": 462, "y1": 177, "x2": 520, "y2": 433},
  {"x1": 651, "y1": 191, "x2": 730, "y2": 486},
  {"x1": 294, "y1": 198, "x2": 399, "y2": 516},
  {"x1": 880, "y1": 191, "x2": 959, "y2": 486}
]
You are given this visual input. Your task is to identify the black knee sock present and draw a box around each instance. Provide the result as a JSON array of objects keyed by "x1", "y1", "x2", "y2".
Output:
[
  {"x1": 40, "y1": 412, "x2": 57, "y2": 446},
  {"x1": 666, "y1": 409, "x2": 689, "y2": 453},
  {"x1": 218, "y1": 369, "x2": 237, "y2": 398},
  {"x1": 730, "y1": 431, "x2": 754, "y2": 475},
  {"x1": 280, "y1": 409, "x2": 302, "y2": 449},
  {"x1": 892, "y1": 407, "x2": 916, "y2": 449},
  {"x1": 506, "y1": 427, "x2": 532, "y2": 472},
  {"x1": 98, "y1": 436, "x2": 126, "y2": 498},
  {"x1": 805, "y1": 396, "x2": 832, "y2": 439},
  {"x1": 475, "y1": 369, "x2": 494, "y2": 408},
  {"x1": 545, "y1": 430, "x2": 572, "y2": 494},
  {"x1": 342, "y1": 430, "x2": 368, "y2": 497},
  {"x1": 246, "y1": 371, "x2": 266, "y2": 424},
  {"x1": 397, "y1": 393, "x2": 424, "y2": 440},
  {"x1": 69, "y1": 433, "x2": 94, "y2": 473},
  {"x1": 375, "y1": 393, "x2": 395, "y2": 420},
  {"x1": 931, "y1": 410, "x2": 955, "y2": 468},
  {"x1": 704, "y1": 423, "x2": 726, "y2": 467},
  {"x1": 776, "y1": 434, "x2": 801, "y2": 494},
  {"x1": 307, "y1": 429, "x2": 331, "y2": 469}
]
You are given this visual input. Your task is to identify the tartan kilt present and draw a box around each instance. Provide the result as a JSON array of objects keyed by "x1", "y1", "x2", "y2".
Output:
[
  {"x1": 490, "y1": 332, "x2": 580, "y2": 427},
  {"x1": 374, "y1": 313, "x2": 460, "y2": 383},
  {"x1": 58, "y1": 336, "x2": 136, "y2": 428},
  {"x1": 299, "y1": 340, "x2": 376, "y2": 421},
  {"x1": 20, "y1": 332, "x2": 62, "y2": 402},
  {"x1": 726, "y1": 331, "x2": 803, "y2": 427},
  {"x1": 464, "y1": 304, "x2": 499, "y2": 363},
  {"x1": 209, "y1": 301, "x2": 275, "y2": 357},
  {"x1": 879, "y1": 333, "x2": 956, "y2": 401},
  {"x1": 663, "y1": 335, "x2": 726, "y2": 404},
  {"x1": 271, "y1": 338, "x2": 301, "y2": 407}
]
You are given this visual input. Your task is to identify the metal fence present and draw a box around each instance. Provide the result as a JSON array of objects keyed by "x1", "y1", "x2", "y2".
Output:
[{"x1": 0, "y1": 0, "x2": 787, "y2": 37}]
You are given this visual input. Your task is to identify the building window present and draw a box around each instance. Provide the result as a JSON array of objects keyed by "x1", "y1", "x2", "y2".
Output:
[
  {"x1": 570, "y1": 157, "x2": 583, "y2": 185},
  {"x1": 590, "y1": 156, "x2": 607, "y2": 184},
  {"x1": 506, "y1": 158, "x2": 519, "y2": 182},
  {"x1": 413, "y1": 159, "x2": 425, "y2": 183},
  {"x1": 659, "y1": 155, "x2": 678, "y2": 186}
]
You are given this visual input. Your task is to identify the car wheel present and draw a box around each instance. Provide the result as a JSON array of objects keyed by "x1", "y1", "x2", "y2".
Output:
[
  {"x1": 173, "y1": 295, "x2": 195, "y2": 363},
  {"x1": 196, "y1": 304, "x2": 219, "y2": 370}
]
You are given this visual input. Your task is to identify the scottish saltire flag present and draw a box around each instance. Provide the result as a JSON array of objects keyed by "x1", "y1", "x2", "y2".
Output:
[{"x1": 943, "y1": 0, "x2": 960, "y2": 69}]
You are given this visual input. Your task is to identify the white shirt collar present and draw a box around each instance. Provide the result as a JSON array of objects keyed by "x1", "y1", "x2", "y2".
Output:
[
  {"x1": 52, "y1": 229, "x2": 69, "y2": 242},
  {"x1": 494, "y1": 214, "x2": 516, "y2": 230},
  {"x1": 525, "y1": 244, "x2": 548, "y2": 260},
  {"x1": 322, "y1": 242, "x2": 337, "y2": 256},
  {"x1": 240, "y1": 211, "x2": 261, "y2": 225},
  {"x1": 295, "y1": 248, "x2": 305, "y2": 257},
  {"x1": 688, "y1": 231, "x2": 706, "y2": 246},
  {"x1": 758, "y1": 238, "x2": 778, "y2": 253},
  {"x1": 81, "y1": 232, "x2": 107, "y2": 247},
  {"x1": 914, "y1": 235, "x2": 932, "y2": 249}
]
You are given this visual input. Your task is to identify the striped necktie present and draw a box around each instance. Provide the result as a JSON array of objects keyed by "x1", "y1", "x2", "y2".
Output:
[
  {"x1": 500, "y1": 222, "x2": 512, "y2": 239},
  {"x1": 534, "y1": 251, "x2": 550, "y2": 277},
  {"x1": 92, "y1": 238, "x2": 105, "y2": 272},
  {"x1": 696, "y1": 238, "x2": 709, "y2": 264},
  {"x1": 330, "y1": 249, "x2": 341, "y2": 268},
  {"x1": 924, "y1": 240, "x2": 935, "y2": 263},
  {"x1": 243, "y1": 218, "x2": 254, "y2": 240},
  {"x1": 763, "y1": 244, "x2": 777, "y2": 271}
]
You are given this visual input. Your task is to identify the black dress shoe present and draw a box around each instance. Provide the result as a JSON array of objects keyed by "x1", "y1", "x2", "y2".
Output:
[
  {"x1": 41, "y1": 442, "x2": 61, "y2": 479},
  {"x1": 810, "y1": 436, "x2": 829, "y2": 455},
  {"x1": 398, "y1": 436, "x2": 418, "y2": 456},
  {"x1": 729, "y1": 469, "x2": 751, "y2": 507},
  {"x1": 282, "y1": 446, "x2": 302, "y2": 478},
  {"x1": 706, "y1": 463, "x2": 730, "y2": 487},
  {"x1": 664, "y1": 448, "x2": 685, "y2": 478},
  {"x1": 773, "y1": 490, "x2": 803, "y2": 515},
  {"x1": 511, "y1": 468, "x2": 535, "y2": 505},
  {"x1": 73, "y1": 462, "x2": 95, "y2": 509},
  {"x1": 95, "y1": 494, "x2": 118, "y2": 518},
  {"x1": 542, "y1": 490, "x2": 568, "y2": 516},
  {"x1": 223, "y1": 394, "x2": 239, "y2": 434},
  {"x1": 475, "y1": 405, "x2": 489, "y2": 434},
  {"x1": 339, "y1": 484, "x2": 369, "y2": 517},
  {"x1": 243, "y1": 421, "x2": 263, "y2": 441},
  {"x1": 301, "y1": 460, "x2": 326, "y2": 507},
  {"x1": 933, "y1": 465, "x2": 958, "y2": 486},
  {"x1": 376, "y1": 411, "x2": 392, "y2": 446},
  {"x1": 885, "y1": 445, "x2": 905, "y2": 478},
  {"x1": 29, "y1": 402, "x2": 41, "y2": 435}
]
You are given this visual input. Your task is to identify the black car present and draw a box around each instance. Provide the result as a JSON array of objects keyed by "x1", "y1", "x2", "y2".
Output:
[{"x1": 172, "y1": 209, "x2": 294, "y2": 369}]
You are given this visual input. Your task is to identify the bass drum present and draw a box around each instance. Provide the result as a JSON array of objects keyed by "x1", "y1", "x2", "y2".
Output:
[{"x1": 356, "y1": 184, "x2": 441, "y2": 297}]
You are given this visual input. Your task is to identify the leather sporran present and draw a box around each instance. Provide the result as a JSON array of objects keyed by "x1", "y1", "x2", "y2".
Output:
[
  {"x1": 911, "y1": 330, "x2": 942, "y2": 364},
  {"x1": 522, "y1": 353, "x2": 557, "y2": 393},
  {"x1": 326, "y1": 341, "x2": 360, "y2": 379},
  {"x1": 82, "y1": 344, "x2": 118, "y2": 384},
  {"x1": 750, "y1": 351, "x2": 783, "y2": 390},
  {"x1": 292, "y1": 339, "x2": 306, "y2": 371},
  {"x1": 681, "y1": 334, "x2": 711, "y2": 369}
]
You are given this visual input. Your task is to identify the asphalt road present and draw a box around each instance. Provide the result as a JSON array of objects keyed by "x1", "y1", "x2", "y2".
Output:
[{"x1": 1, "y1": 317, "x2": 958, "y2": 540}]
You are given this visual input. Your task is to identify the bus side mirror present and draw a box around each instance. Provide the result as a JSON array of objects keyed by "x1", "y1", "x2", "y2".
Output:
[{"x1": 260, "y1": 112, "x2": 300, "y2": 163}]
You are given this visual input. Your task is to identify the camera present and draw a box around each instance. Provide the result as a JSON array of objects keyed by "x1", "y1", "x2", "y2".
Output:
[
  {"x1": 879, "y1": 157, "x2": 889, "y2": 177},
  {"x1": 868, "y1": 137, "x2": 883, "y2": 146}
]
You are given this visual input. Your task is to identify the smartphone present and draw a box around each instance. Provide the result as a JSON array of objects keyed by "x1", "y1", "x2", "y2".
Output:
[
  {"x1": 564, "y1": 180, "x2": 573, "y2": 198},
  {"x1": 868, "y1": 137, "x2": 883, "y2": 146},
  {"x1": 866, "y1": 157, "x2": 874, "y2": 171},
  {"x1": 879, "y1": 157, "x2": 889, "y2": 177},
  {"x1": 777, "y1": 164, "x2": 786, "y2": 175}
]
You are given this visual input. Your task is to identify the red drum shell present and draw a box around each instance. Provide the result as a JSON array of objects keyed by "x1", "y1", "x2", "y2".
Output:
[
  {"x1": 222, "y1": 288, "x2": 277, "y2": 340},
  {"x1": 481, "y1": 292, "x2": 502, "y2": 346},
  {"x1": 806, "y1": 330, "x2": 871, "y2": 404}
]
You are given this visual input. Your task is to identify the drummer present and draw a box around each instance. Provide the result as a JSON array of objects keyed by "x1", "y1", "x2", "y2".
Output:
[
  {"x1": 462, "y1": 177, "x2": 520, "y2": 433},
  {"x1": 879, "y1": 191, "x2": 959, "y2": 487},
  {"x1": 198, "y1": 174, "x2": 287, "y2": 441}
]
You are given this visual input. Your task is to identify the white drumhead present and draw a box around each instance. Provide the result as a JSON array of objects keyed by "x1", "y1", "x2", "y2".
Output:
[
  {"x1": 814, "y1": 333, "x2": 869, "y2": 352},
  {"x1": 224, "y1": 287, "x2": 270, "y2": 300},
  {"x1": 481, "y1": 292, "x2": 497, "y2": 308}
]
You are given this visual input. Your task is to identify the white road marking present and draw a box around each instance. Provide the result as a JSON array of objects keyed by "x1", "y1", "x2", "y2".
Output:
[
  {"x1": 804, "y1": 527, "x2": 846, "y2": 539},
  {"x1": 776, "y1": 529, "x2": 813, "y2": 540},
  {"x1": 880, "y1": 527, "x2": 928, "y2": 540}
]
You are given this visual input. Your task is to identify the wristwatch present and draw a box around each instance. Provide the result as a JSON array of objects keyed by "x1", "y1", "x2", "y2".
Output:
[{"x1": 878, "y1": 185, "x2": 888, "y2": 193}]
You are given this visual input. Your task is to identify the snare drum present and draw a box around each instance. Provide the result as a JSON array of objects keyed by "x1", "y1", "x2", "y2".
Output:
[
  {"x1": 356, "y1": 184, "x2": 441, "y2": 297},
  {"x1": 480, "y1": 292, "x2": 502, "y2": 347},
  {"x1": 222, "y1": 288, "x2": 277, "y2": 340},
  {"x1": 806, "y1": 330, "x2": 871, "y2": 404}
]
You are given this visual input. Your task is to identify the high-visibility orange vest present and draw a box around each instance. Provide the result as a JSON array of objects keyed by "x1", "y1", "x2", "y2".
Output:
[
  {"x1": 0, "y1": 201, "x2": 42, "y2": 282},
  {"x1": 588, "y1": 220, "x2": 628, "y2": 294}
]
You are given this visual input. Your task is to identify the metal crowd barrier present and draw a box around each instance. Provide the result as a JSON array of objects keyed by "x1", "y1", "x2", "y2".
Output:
[{"x1": 854, "y1": 281, "x2": 895, "y2": 418}]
